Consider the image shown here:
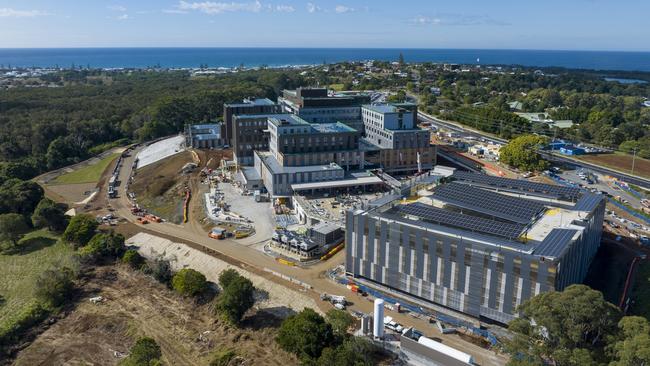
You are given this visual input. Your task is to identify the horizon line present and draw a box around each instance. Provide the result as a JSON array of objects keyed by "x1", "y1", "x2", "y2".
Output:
[{"x1": 1, "y1": 46, "x2": 650, "y2": 53}]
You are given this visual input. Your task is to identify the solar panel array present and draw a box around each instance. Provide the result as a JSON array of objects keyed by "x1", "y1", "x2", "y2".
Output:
[
  {"x1": 399, "y1": 203, "x2": 526, "y2": 240},
  {"x1": 432, "y1": 182, "x2": 546, "y2": 224},
  {"x1": 452, "y1": 171, "x2": 581, "y2": 201},
  {"x1": 534, "y1": 228, "x2": 578, "y2": 258},
  {"x1": 573, "y1": 193, "x2": 603, "y2": 212}
]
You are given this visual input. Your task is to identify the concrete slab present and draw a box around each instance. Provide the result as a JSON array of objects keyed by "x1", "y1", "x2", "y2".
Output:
[{"x1": 137, "y1": 135, "x2": 185, "y2": 169}]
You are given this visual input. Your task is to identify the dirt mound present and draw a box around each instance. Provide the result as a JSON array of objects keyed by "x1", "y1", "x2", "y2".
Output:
[{"x1": 13, "y1": 266, "x2": 298, "y2": 366}]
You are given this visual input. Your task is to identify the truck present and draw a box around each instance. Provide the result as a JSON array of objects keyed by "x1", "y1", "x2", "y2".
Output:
[
  {"x1": 383, "y1": 316, "x2": 404, "y2": 333},
  {"x1": 209, "y1": 228, "x2": 226, "y2": 240},
  {"x1": 320, "y1": 293, "x2": 347, "y2": 306}
]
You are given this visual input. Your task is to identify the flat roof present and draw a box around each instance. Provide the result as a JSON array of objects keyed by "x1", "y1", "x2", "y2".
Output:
[
  {"x1": 291, "y1": 175, "x2": 383, "y2": 191},
  {"x1": 312, "y1": 221, "x2": 340, "y2": 234},
  {"x1": 363, "y1": 104, "x2": 400, "y2": 114},
  {"x1": 241, "y1": 166, "x2": 261, "y2": 181},
  {"x1": 225, "y1": 98, "x2": 275, "y2": 107},
  {"x1": 233, "y1": 113, "x2": 289, "y2": 120},
  {"x1": 363, "y1": 103, "x2": 415, "y2": 114},
  {"x1": 257, "y1": 151, "x2": 343, "y2": 175},
  {"x1": 311, "y1": 122, "x2": 356, "y2": 133},
  {"x1": 268, "y1": 114, "x2": 310, "y2": 127},
  {"x1": 194, "y1": 134, "x2": 220, "y2": 140},
  {"x1": 190, "y1": 123, "x2": 220, "y2": 130}
]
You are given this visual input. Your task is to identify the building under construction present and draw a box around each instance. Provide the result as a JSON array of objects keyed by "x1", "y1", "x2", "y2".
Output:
[{"x1": 345, "y1": 171, "x2": 605, "y2": 324}]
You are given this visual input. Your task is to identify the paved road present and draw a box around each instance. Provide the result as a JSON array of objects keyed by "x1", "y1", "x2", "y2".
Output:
[
  {"x1": 108, "y1": 145, "x2": 508, "y2": 366},
  {"x1": 418, "y1": 111, "x2": 650, "y2": 190}
]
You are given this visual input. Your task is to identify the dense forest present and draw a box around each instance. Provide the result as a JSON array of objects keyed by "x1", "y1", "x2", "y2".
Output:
[{"x1": 0, "y1": 69, "x2": 305, "y2": 183}]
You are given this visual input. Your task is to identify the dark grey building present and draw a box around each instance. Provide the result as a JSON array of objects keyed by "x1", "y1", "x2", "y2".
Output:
[
  {"x1": 223, "y1": 98, "x2": 279, "y2": 144},
  {"x1": 345, "y1": 172, "x2": 605, "y2": 324}
]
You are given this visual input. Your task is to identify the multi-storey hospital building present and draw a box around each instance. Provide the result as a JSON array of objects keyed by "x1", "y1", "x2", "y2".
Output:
[{"x1": 345, "y1": 171, "x2": 605, "y2": 324}]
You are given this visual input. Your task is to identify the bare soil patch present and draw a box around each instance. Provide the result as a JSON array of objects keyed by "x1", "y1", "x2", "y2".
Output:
[
  {"x1": 130, "y1": 149, "x2": 233, "y2": 224},
  {"x1": 44, "y1": 182, "x2": 98, "y2": 204},
  {"x1": 130, "y1": 151, "x2": 194, "y2": 223},
  {"x1": 13, "y1": 265, "x2": 298, "y2": 366},
  {"x1": 579, "y1": 153, "x2": 650, "y2": 180}
]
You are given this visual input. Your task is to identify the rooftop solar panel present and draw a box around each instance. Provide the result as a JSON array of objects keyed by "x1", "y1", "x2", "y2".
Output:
[
  {"x1": 452, "y1": 171, "x2": 581, "y2": 201},
  {"x1": 573, "y1": 193, "x2": 603, "y2": 212},
  {"x1": 399, "y1": 203, "x2": 526, "y2": 240},
  {"x1": 533, "y1": 228, "x2": 578, "y2": 258},
  {"x1": 432, "y1": 182, "x2": 546, "y2": 224}
]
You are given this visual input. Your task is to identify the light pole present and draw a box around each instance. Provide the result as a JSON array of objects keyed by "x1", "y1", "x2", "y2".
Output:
[{"x1": 631, "y1": 148, "x2": 637, "y2": 176}]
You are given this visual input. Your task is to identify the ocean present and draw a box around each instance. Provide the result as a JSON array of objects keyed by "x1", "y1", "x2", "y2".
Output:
[{"x1": 1, "y1": 48, "x2": 650, "y2": 72}]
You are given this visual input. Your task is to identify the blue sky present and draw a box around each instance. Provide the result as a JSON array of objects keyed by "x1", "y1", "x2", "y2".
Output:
[{"x1": 0, "y1": 0, "x2": 649, "y2": 50}]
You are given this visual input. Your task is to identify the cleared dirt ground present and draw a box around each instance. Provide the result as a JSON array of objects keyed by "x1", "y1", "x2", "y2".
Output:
[
  {"x1": 579, "y1": 153, "x2": 650, "y2": 180},
  {"x1": 130, "y1": 149, "x2": 232, "y2": 224},
  {"x1": 44, "y1": 182, "x2": 97, "y2": 204},
  {"x1": 130, "y1": 151, "x2": 194, "y2": 223},
  {"x1": 13, "y1": 265, "x2": 298, "y2": 366}
]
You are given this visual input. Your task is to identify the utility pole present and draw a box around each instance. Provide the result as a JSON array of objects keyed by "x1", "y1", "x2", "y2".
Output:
[{"x1": 631, "y1": 148, "x2": 637, "y2": 175}]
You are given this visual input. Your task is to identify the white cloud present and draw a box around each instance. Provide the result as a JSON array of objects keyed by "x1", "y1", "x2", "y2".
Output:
[
  {"x1": 334, "y1": 5, "x2": 354, "y2": 13},
  {"x1": 116, "y1": 14, "x2": 129, "y2": 20},
  {"x1": 107, "y1": 5, "x2": 127, "y2": 12},
  {"x1": 275, "y1": 4, "x2": 295, "y2": 12},
  {"x1": 410, "y1": 14, "x2": 510, "y2": 26},
  {"x1": 306, "y1": 2, "x2": 321, "y2": 13},
  {"x1": 176, "y1": 0, "x2": 263, "y2": 14},
  {"x1": 0, "y1": 8, "x2": 48, "y2": 17},
  {"x1": 163, "y1": 9, "x2": 189, "y2": 14}
]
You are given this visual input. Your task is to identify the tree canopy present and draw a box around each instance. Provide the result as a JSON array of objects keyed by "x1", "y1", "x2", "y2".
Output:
[
  {"x1": 62, "y1": 214, "x2": 98, "y2": 248},
  {"x1": 172, "y1": 268, "x2": 208, "y2": 297},
  {"x1": 216, "y1": 272, "x2": 255, "y2": 325},
  {"x1": 276, "y1": 308, "x2": 335, "y2": 362},
  {"x1": 499, "y1": 134, "x2": 550, "y2": 172},
  {"x1": 0, "y1": 213, "x2": 29, "y2": 251},
  {"x1": 506, "y1": 284, "x2": 622, "y2": 366},
  {"x1": 31, "y1": 198, "x2": 69, "y2": 232},
  {"x1": 80, "y1": 231, "x2": 126, "y2": 262}
]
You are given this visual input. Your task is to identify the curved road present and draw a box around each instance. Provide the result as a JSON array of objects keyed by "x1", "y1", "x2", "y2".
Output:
[
  {"x1": 109, "y1": 145, "x2": 507, "y2": 366},
  {"x1": 418, "y1": 111, "x2": 650, "y2": 189}
]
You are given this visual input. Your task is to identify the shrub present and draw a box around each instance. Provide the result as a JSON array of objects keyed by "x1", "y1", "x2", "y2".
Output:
[
  {"x1": 62, "y1": 214, "x2": 98, "y2": 248},
  {"x1": 209, "y1": 348, "x2": 236, "y2": 366},
  {"x1": 172, "y1": 268, "x2": 207, "y2": 297},
  {"x1": 218, "y1": 268, "x2": 240, "y2": 289},
  {"x1": 122, "y1": 249, "x2": 145, "y2": 269},
  {"x1": 216, "y1": 275, "x2": 255, "y2": 325},
  {"x1": 120, "y1": 337, "x2": 162, "y2": 366},
  {"x1": 31, "y1": 198, "x2": 69, "y2": 232},
  {"x1": 0, "y1": 213, "x2": 30, "y2": 251},
  {"x1": 34, "y1": 266, "x2": 76, "y2": 308},
  {"x1": 80, "y1": 231, "x2": 125, "y2": 262},
  {"x1": 148, "y1": 256, "x2": 173, "y2": 285}
]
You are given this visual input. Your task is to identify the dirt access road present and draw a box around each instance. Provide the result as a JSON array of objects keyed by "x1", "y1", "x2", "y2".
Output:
[{"x1": 110, "y1": 146, "x2": 508, "y2": 366}]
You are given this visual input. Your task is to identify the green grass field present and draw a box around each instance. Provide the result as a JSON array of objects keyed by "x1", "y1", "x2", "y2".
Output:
[
  {"x1": 328, "y1": 83, "x2": 345, "y2": 91},
  {"x1": 52, "y1": 153, "x2": 119, "y2": 185},
  {"x1": 0, "y1": 230, "x2": 75, "y2": 332}
]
